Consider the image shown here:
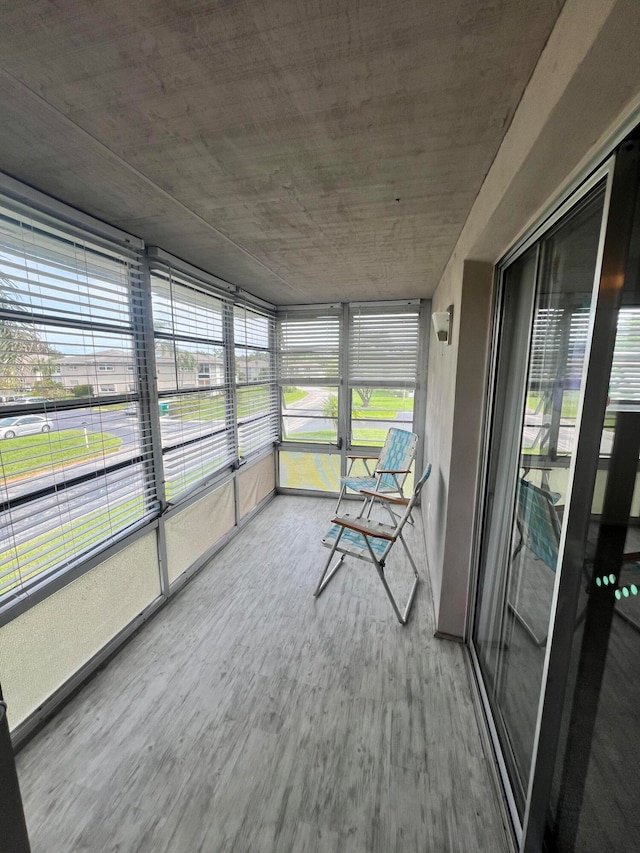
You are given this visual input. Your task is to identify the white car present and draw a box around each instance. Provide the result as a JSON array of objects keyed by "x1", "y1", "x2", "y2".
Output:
[{"x1": 0, "y1": 415, "x2": 54, "y2": 439}]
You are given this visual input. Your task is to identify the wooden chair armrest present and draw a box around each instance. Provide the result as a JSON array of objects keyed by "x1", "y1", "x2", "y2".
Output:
[
  {"x1": 359, "y1": 489, "x2": 409, "y2": 506},
  {"x1": 375, "y1": 468, "x2": 412, "y2": 475},
  {"x1": 346, "y1": 453, "x2": 378, "y2": 460},
  {"x1": 331, "y1": 516, "x2": 396, "y2": 541}
]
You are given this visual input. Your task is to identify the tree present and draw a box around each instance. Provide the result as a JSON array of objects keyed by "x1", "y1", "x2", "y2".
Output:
[
  {"x1": 354, "y1": 388, "x2": 374, "y2": 407},
  {"x1": 152, "y1": 319, "x2": 200, "y2": 373},
  {"x1": 73, "y1": 384, "x2": 94, "y2": 398},
  {"x1": 322, "y1": 393, "x2": 339, "y2": 429},
  {"x1": 0, "y1": 275, "x2": 61, "y2": 392},
  {"x1": 32, "y1": 379, "x2": 67, "y2": 400}
]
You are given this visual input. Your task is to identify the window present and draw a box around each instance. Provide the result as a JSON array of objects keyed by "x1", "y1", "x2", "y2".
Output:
[
  {"x1": 149, "y1": 266, "x2": 233, "y2": 500},
  {"x1": 0, "y1": 199, "x2": 152, "y2": 605},
  {"x1": 277, "y1": 307, "x2": 341, "y2": 444},
  {"x1": 234, "y1": 304, "x2": 277, "y2": 457},
  {"x1": 527, "y1": 303, "x2": 640, "y2": 458},
  {"x1": 348, "y1": 304, "x2": 420, "y2": 447},
  {"x1": 277, "y1": 303, "x2": 421, "y2": 449},
  {"x1": 276, "y1": 302, "x2": 423, "y2": 492}
]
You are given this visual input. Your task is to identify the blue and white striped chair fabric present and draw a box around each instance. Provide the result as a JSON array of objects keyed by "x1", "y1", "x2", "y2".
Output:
[
  {"x1": 321, "y1": 517, "x2": 395, "y2": 561},
  {"x1": 336, "y1": 427, "x2": 418, "y2": 514},
  {"x1": 316, "y1": 464, "x2": 432, "y2": 625}
]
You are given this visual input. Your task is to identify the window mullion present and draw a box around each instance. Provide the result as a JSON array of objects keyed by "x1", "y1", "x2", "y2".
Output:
[
  {"x1": 133, "y1": 252, "x2": 168, "y2": 594},
  {"x1": 224, "y1": 301, "x2": 240, "y2": 466},
  {"x1": 135, "y1": 252, "x2": 166, "y2": 511},
  {"x1": 339, "y1": 302, "x2": 349, "y2": 455}
]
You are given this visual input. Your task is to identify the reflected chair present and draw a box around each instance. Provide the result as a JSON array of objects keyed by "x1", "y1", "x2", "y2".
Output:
[
  {"x1": 335, "y1": 427, "x2": 418, "y2": 516},
  {"x1": 511, "y1": 479, "x2": 640, "y2": 644},
  {"x1": 315, "y1": 464, "x2": 431, "y2": 625},
  {"x1": 509, "y1": 478, "x2": 561, "y2": 646}
]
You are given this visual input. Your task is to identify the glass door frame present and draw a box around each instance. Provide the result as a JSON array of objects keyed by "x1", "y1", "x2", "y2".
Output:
[
  {"x1": 520, "y1": 138, "x2": 640, "y2": 853},
  {"x1": 467, "y1": 153, "x2": 618, "y2": 848}
]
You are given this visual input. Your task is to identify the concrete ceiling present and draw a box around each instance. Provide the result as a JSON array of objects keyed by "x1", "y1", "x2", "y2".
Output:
[{"x1": 0, "y1": 0, "x2": 564, "y2": 305}]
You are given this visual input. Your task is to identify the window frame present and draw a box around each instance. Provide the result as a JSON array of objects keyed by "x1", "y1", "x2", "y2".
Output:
[
  {"x1": 275, "y1": 300, "x2": 428, "y2": 495},
  {"x1": 0, "y1": 189, "x2": 155, "y2": 615}
]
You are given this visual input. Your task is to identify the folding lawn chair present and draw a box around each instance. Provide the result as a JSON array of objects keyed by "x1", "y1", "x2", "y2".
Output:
[
  {"x1": 315, "y1": 464, "x2": 432, "y2": 625},
  {"x1": 335, "y1": 427, "x2": 418, "y2": 517}
]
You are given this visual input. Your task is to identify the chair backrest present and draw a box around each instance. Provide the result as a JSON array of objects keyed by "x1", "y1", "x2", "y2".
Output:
[
  {"x1": 383, "y1": 463, "x2": 432, "y2": 552},
  {"x1": 376, "y1": 428, "x2": 419, "y2": 490},
  {"x1": 517, "y1": 479, "x2": 561, "y2": 572}
]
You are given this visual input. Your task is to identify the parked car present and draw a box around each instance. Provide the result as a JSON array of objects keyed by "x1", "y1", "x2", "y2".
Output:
[{"x1": 0, "y1": 415, "x2": 54, "y2": 439}]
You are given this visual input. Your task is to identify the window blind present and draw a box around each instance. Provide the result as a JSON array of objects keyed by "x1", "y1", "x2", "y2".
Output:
[
  {"x1": 148, "y1": 264, "x2": 235, "y2": 499},
  {"x1": 0, "y1": 203, "x2": 152, "y2": 604},
  {"x1": 611, "y1": 307, "x2": 640, "y2": 402},
  {"x1": 349, "y1": 305, "x2": 420, "y2": 387},
  {"x1": 234, "y1": 304, "x2": 277, "y2": 456},
  {"x1": 529, "y1": 305, "x2": 639, "y2": 402},
  {"x1": 277, "y1": 309, "x2": 341, "y2": 383}
]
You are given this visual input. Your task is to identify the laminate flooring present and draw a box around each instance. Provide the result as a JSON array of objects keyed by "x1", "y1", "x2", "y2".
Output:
[{"x1": 16, "y1": 496, "x2": 512, "y2": 853}]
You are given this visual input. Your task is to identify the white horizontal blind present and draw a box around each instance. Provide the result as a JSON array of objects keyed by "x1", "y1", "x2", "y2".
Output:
[
  {"x1": 529, "y1": 307, "x2": 590, "y2": 389},
  {"x1": 149, "y1": 265, "x2": 235, "y2": 499},
  {"x1": 277, "y1": 309, "x2": 341, "y2": 383},
  {"x1": 0, "y1": 203, "x2": 152, "y2": 604},
  {"x1": 234, "y1": 304, "x2": 277, "y2": 456},
  {"x1": 349, "y1": 305, "x2": 420, "y2": 387},
  {"x1": 529, "y1": 306, "x2": 639, "y2": 401},
  {"x1": 610, "y1": 307, "x2": 640, "y2": 402}
]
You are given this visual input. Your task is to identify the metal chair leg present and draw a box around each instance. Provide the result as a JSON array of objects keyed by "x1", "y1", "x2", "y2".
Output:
[
  {"x1": 314, "y1": 533, "x2": 346, "y2": 598},
  {"x1": 334, "y1": 483, "x2": 347, "y2": 515},
  {"x1": 372, "y1": 558, "x2": 419, "y2": 625}
]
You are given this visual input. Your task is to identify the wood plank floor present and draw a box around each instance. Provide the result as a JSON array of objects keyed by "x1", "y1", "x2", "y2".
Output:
[{"x1": 16, "y1": 495, "x2": 512, "y2": 852}]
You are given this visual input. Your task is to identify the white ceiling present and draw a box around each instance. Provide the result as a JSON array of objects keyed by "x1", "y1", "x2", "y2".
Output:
[{"x1": 0, "y1": 0, "x2": 564, "y2": 304}]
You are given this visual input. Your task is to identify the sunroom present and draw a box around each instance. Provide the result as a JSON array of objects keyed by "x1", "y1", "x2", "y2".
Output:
[{"x1": 2, "y1": 2, "x2": 640, "y2": 853}]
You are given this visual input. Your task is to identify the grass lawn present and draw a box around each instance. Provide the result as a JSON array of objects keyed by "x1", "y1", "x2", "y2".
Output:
[
  {"x1": 284, "y1": 427, "x2": 389, "y2": 444},
  {"x1": 0, "y1": 494, "x2": 146, "y2": 598},
  {"x1": 283, "y1": 388, "x2": 308, "y2": 405},
  {"x1": 526, "y1": 391, "x2": 579, "y2": 419},
  {"x1": 0, "y1": 430, "x2": 122, "y2": 480},
  {"x1": 168, "y1": 394, "x2": 226, "y2": 421},
  {"x1": 166, "y1": 387, "x2": 273, "y2": 421},
  {"x1": 353, "y1": 389, "x2": 414, "y2": 419},
  {"x1": 285, "y1": 429, "x2": 337, "y2": 443}
]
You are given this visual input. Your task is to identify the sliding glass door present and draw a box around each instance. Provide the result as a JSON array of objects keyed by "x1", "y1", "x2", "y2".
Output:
[
  {"x1": 472, "y1": 178, "x2": 608, "y2": 820},
  {"x1": 473, "y1": 135, "x2": 640, "y2": 853}
]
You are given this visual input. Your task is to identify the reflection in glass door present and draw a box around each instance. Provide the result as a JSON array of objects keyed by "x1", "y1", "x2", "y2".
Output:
[{"x1": 472, "y1": 184, "x2": 607, "y2": 819}]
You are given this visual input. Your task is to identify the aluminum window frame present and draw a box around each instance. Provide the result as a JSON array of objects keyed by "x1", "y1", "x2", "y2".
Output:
[
  {"x1": 275, "y1": 300, "x2": 428, "y2": 495},
  {"x1": 0, "y1": 185, "x2": 159, "y2": 617}
]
